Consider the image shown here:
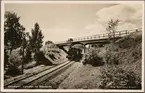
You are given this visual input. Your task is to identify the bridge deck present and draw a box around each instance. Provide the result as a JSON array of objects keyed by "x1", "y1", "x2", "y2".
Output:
[{"x1": 56, "y1": 28, "x2": 142, "y2": 46}]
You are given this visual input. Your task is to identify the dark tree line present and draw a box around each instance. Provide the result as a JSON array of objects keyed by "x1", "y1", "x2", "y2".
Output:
[{"x1": 4, "y1": 11, "x2": 44, "y2": 75}]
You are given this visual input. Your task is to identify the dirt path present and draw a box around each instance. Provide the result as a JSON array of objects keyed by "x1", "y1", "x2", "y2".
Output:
[{"x1": 58, "y1": 63, "x2": 102, "y2": 89}]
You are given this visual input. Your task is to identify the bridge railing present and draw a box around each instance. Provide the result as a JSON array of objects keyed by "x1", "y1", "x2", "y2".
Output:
[
  {"x1": 55, "y1": 28, "x2": 142, "y2": 44},
  {"x1": 73, "y1": 28, "x2": 142, "y2": 42}
]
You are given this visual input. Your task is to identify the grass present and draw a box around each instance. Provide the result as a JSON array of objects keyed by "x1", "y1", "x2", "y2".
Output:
[
  {"x1": 99, "y1": 65, "x2": 141, "y2": 89},
  {"x1": 98, "y1": 31, "x2": 142, "y2": 89},
  {"x1": 57, "y1": 32, "x2": 142, "y2": 89},
  {"x1": 58, "y1": 63, "x2": 102, "y2": 89}
]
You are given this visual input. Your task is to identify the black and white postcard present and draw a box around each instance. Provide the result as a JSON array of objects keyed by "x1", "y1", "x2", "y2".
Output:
[{"x1": 1, "y1": 0, "x2": 144, "y2": 92}]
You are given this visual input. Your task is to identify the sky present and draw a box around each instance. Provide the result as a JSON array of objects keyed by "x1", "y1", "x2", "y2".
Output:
[{"x1": 4, "y1": 3, "x2": 143, "y2": 43}]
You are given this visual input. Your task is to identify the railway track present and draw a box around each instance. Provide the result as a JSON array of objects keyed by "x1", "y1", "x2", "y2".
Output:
[{"x1": 4, "y1": 61, "x2": 74, "y2": 89}]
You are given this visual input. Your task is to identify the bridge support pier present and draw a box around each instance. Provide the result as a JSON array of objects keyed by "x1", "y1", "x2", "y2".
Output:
[{"x1": 81, "y1": 44, "x2": 86, "y2": 63}]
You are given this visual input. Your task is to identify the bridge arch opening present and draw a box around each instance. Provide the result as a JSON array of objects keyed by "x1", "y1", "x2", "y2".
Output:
[{"x1": 67, "y1": 43, "x2": 84, "y2": 62}]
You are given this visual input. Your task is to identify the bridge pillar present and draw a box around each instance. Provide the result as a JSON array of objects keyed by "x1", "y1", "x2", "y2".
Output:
[
  {"x1": 82, "y1": 44, "x2": 86, "y2": 63},
  {"x1": 83, "y1": 44, "x2": 86, "y2": 55}
]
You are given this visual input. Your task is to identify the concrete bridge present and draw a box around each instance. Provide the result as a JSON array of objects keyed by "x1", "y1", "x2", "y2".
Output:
[{"x1": 55, "y1": 28, "x2": 142, "y2": 53}]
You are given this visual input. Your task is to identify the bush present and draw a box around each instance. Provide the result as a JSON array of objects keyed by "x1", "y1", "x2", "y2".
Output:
[
  {"x1": 5, "y1": 63, "x2": 21, "y2": 76},
  {"x1": 82, "y1": 48, "x2": 104, "y2": 66},
  {"x1": 105, "y1": 47, "x2": 119, "y2": 65},
  {"x1": 116, "y1": 32, "x2": 142, "y2": 49},
  {"x1": 24, "y1": 48, "x2": 32, "y2": 63},
  {"x1": 5, "y1": 48, "x2": 22, "y2": 75},
  {"x1": 104, "y1": 36, "x2": 142, "y2": 65},
  {"x1": 34, "y1": 51, "x2": 53, "y2": 65},
  {"x1": 99, "y1": 31, "x2": 142, "y2": 89},
  {"x1": 99, "y1": 65, "x2": 141, "y2": 89}
]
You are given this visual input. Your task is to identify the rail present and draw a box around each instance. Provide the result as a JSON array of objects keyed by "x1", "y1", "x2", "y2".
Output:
[{"x1": 4, "y1": 61, "x2": 73, "y2": 89}]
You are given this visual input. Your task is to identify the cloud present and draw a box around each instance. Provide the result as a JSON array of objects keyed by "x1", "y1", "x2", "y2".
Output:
[
  {"x1": 96, "y1": 4, "x2": 142, "y2": 23},
  {"x1": 85, "y1": 4, "x2": 142, "y2": 35}
]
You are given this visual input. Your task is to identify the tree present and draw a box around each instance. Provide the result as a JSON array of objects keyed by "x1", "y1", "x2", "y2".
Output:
[
  {"x1": 4, "y1": 11, "x2": 26, "y2": 74},
  {"x1": 24, "y1": 32, "x2": 32, "y2": 63},
  {"x1": 20, "y1": 34, "x2": 27, "y2": 74},
  {"x1": 67, "y1": 38, "x2": 73, "y2": 49},
  {"x1": 4, "y1": 11, "x2": 25, "y2": 53},
  {"x1": 106, "y1": 19, "x2": 119, "y2": 42},
  {"x1": 29, "y1": 23, "x2": 44, "y2": 53},
  {"x1": 45, "y1": 40, "x2": 53, "y2": 45},
  {"x1": 20, "y1": 32, "x2": 32, "y2": 74},
  {"x1": 67, "y1": 38, "x2": 73, "y2": 43}
]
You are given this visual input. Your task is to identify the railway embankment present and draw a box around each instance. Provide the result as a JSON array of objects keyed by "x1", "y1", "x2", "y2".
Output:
[
  {"x1": 58, "y1": 31, "x2": 142, "y2": 89},
  {"x1": 4, "y1": 31, "x2": 142, "y2": 89},
  {"x1": 4, "y1": 42, "x2": 68, "y2": 82}
]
